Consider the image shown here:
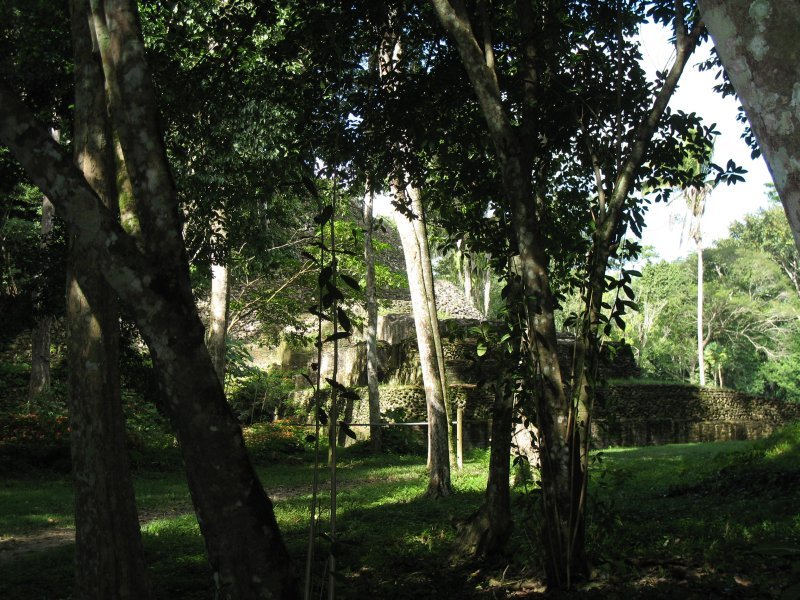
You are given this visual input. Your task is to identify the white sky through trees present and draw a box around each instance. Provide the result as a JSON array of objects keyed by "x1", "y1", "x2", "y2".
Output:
[{"x1": 638, "y1": 22, "x2": 773, "y2": 261}]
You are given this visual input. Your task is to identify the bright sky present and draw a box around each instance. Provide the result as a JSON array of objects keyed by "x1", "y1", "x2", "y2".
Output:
[{"x1": 637, "y1": 23, "x2": 774, "y2": 261}]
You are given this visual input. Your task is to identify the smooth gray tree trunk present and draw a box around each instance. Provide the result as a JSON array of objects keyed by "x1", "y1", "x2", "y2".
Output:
[
  {"x1": 206, "y1": 261, "x2": 230, "y2": 386},
  {"x1": 363, "y1": 188, "x2": 381, "y2": 452},
  {"x1": 407, "y1": 186, "x2": 456, "y2": 467},
  {"x1": 392, "y1": 182, "x2": 452, "y2": 497},
  {"x1": 28, "y1": 193, "x2": 56, "y2": 405}
]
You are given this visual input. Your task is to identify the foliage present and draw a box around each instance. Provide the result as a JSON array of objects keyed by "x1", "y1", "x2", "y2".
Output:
[
  {"x1": 618, "y1": 199, "x2": 800, "y2": 397},
  {"x1": 241, "y1": 420, "x2": 315, "y2": 459},
  {"x1": 0, "y1": 412, "x2": 70, "y2": 473},
  {"x1": 348, "y1": 425, "x2": 426, "y2": 456},
  {"x1": 227, "y1": 366, "x2": 301, "y2": 424},
  {"x1": 0, "y1": 177, "x2": 66, "y2": 337},
  {"x1": 729, "y1": 185, "x2": 800, "y2": 298}
]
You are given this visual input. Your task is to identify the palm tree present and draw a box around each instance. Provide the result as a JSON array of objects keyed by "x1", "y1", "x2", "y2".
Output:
[{"x1": 677, "y1": 152, "x2": 716, "y2": 386}]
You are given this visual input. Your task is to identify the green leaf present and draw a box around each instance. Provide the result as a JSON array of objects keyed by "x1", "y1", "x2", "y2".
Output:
[
  {"x1": 337, "y1": 307, "x2": 351, "y2": 332},
  {"x1": 341, "y1": 389, "x2": 360, "y2": 401},
  {"x1": 314, "y1": 204, "x2": 333, "y2": 225},
  {"x1": 318, "y1": 265, "x2": 333, "y2": 287},
  {"x1": 340, "y1": 273, "x2": 361, "y2": 291},
  {"x1": 325, "y1": 378, "x2": 347, "y2": 392},
  {"x1": 340, "y1": 422, "x2": 357, "y2": 440},
  {"x1": 622, "y1": 284, "x2": 635, "y2": 300},
  {"x1": 303, "y1": 176, "x2": 319, "y2": 198},
  {"x1": 325, "y1": 331, "x2": 351, "y2": 343}
]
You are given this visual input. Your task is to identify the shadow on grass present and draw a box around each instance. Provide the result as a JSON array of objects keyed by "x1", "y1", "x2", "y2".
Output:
[
  {"x1": 278, "y1": 485, "x2": 491, "y2": 600},
  {"x1": 3, "y1": 435, "x2": 798, "y2": 599},
  {"x1": 0, "y1": 540, "x2": 74, "y2": 600}
]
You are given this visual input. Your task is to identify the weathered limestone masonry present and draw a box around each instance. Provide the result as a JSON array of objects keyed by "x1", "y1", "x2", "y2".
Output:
[
  {"x1": 592, "y1": 384, "x2": 800, "y2": 448},
  {"x1": 285, "y1": 316, "x2": 799, "y2": 448}
]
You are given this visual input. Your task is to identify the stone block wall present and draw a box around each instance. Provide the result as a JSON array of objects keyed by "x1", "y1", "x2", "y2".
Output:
[
  {"x1": 591, "y1": 384, "x2": 800, "y2": 447},
  {"x1": 290, "y1": 382, "x2": 799, "y2": 448}
]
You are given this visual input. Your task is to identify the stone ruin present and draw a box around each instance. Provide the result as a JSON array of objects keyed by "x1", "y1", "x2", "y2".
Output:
[{"x1": 253, "y1": 272, "x2": 797, "y2": 448}]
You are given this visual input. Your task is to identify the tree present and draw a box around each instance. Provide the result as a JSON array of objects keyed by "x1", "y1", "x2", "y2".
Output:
[
  {"x1": 675, "y1": 151, "x2": 717, "y2": 385},
  {"x1": 27, "y1": 185, "x2": 55, "y2": 404},
  {"x1": 206, "y1": 219, "x2": 230, "y2": 386},
  {"x1": 428, "y1": 0, "x2": 710, "y2": 586},
  {"x1": 698, "y1": 1, "x2": 800, "y2": 254},
  {"x1": 391, "y1": 184, "x2": 452, "y2": 496},
  {"x1": 623, "y1": 259, "x2": 696, "y2": 379},
  {"x1": 625, "y1": 236, "x2": 800, "y2": 396},
  {"x1": 66, "y1": 2, "x2": 151, "y2": 596},
  {"x1": 0, "y1": 0, "x2": 298, "y2": 596},
  {"x1": 378, "y1": 15, "x2": 452, "y2": 496},
  {"x1": 730, "y1": 187, "x2": 800, "y2": 298},
  {"x1": 0, "y1": 0, "x2": 71, "y2": 403},
  {"x1": 363, "y1": 186, "x2": 381, "y2": 452}
]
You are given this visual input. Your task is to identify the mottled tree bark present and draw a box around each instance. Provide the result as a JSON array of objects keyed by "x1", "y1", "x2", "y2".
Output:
[
  {"x1": 698, "y1": 0, "x2": 800, "y2": 254},
  {"x1": 68, "y1": 2, "x2": 150, "y2": 597}
]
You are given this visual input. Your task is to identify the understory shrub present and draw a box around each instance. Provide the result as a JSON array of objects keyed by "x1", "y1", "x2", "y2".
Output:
[
  {"x1": 227, "y1": 367, "x2": 299, "y2": 424},
  {"x1": 242, "y1": 419, "x2": 314, "y2": 460},
  {"x1": 347, "y1": 424, "x2": 426, "y2": 456},
  {"x1": 0, "y1": 412, "x2": 71, "y2": 472}
]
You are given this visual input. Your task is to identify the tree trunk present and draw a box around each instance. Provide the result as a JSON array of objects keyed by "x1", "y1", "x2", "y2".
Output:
[
  {"x1": 67, "y1": 252, "x2": 151, "y2": 600},
  {"x1": 697, "y1": 243, "x2": 705, "y2": 386},
  {"x1": 68, "y1": 3, "x2": 150, "y2": 596},
  {"x1": 377, "y1": 23, "x2": 451, "y2": 490},
  {"x1": 462, "y1": 251, "x2": 474, "y2": 308},
  {"x1": 453, "y1": 369, "x2": 515, "y2": 557},
  {"x1": 152, "y1": 318, "x2": 299, "y2": 598},
  {"x1": 698, "y1": 1, "x2": 800, "y2": 255},
  {"x1": 28, "y1": 193, "x2": 55, "y2": 405},
  {"x1": 392, "y1": 182, "x2": 452, "y2": 498},
  {"x1": 0, "y1": 1, "x2": 300, "y2": 594},
  {"x1": 206, "y1": 261, "x2": 230, "y2": 386},
  {"x1": 429, "y1": 0, "x2": 583, "y2": 583},
  {"x1": 407, "y1": 186, "x2": 456, "y2": 467},
  {"x1": 482, "y1": 269, "x2": 491, "y2": 317},
  {"x1": 0, "y1": 84, "x2": 301, "y2": 600},
  {"x1": 363, "y1": 188, "x2": 381, "y2": 452}
]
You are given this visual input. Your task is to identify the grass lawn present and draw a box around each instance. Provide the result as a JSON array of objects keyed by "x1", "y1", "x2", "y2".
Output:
[{"x1": 1, "y1": 426, "x2": 798, "y2": 599}]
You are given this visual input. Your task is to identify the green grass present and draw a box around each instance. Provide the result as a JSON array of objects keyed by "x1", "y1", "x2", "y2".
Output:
[{"x1": 1, "y1": 429, "x2": 798, "y2": 598}]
